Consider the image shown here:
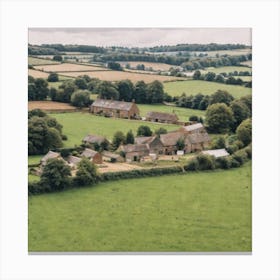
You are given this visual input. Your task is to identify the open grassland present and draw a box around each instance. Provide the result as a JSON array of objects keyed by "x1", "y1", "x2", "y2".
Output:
[
  {"x1": 28, "y1": 57, "x2": 61, "y2": 66},
  {"x1": 51, "y1": 112, "x2": 179, "y2": 146},
  {"x1": 28, "y1": 69, "x2": 50, "y2": 78},
  {"x1": 202, "y1": 66, "x2": 252, "y2": 74},
  {"x1": 28, "y1": 101, "x2": 77, "y2": 112},
  {"x1": 138, "y1": 104, "x2": 205, "y2": 120},
  {"x1": 34, "y1": 63, "x2": 108, "y2": 72},
  {"x1": 118, "y1": 61, "x2": 173, "y2": 71},
  {"x1": 164, "y1": 80, "x2": 252, "y2": 98},
  {"x1": 28, "y1": 162, "x2": 251, "y2": 252},
  {"x1": 59, "y1": 70, "x2": 186, "y2": 83},
  {"x1": 233, "y1": 76, "x2": 252, "y2": 82}
]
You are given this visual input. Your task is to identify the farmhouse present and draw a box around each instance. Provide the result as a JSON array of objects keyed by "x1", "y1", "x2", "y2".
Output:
[
  {"x1": 90, "y1": 98, "x2": 140, "y2": 119},
  {"x1": 81, "y1": 148, "x2": 103, "y2": 164},
  {"x1": 145, "y1": 111, "x2": 178, "y2": 124},
  {"x1": 188, "y1": 133, "x2": 211, "y2": 152},
  {"x1": 160, "y1": 132, "x2": 191, "y2": 155},
  {"x1": 202, "y1": 148, "x2": 229, "y2": 158},
  {"x1": 83, "y1": 134, "x2": 110, "y2": 149},
  {"x1": 67, "y1": 155, "x2": 82, "y2": 169},
  {"x1": 40, "y1": 151, "x2": 63, "y2": 166},
  {"x1": 135, "y1": 136, "x2": 164, "y2": 155},
  {"x1": 119, "y1": 144, "x2": 150, "y2": 162},
  {"x1": 179, "y1": 122, "x2": 206, "y2": 134},
  {"x1": 102, "y1": 151, "x2": 124, "y2": 163}
]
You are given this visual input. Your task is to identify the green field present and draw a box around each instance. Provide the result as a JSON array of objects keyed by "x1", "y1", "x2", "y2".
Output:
[
  {"x1": 164, "y1": 80, "x2": 252, "y2": 98},
  {"x1": 138, "y1": 104, "x2": 205, "y2": 120},
  {"x1": 233, "y1": 76, "x2": 252, "y2": 82},
  {"x1": 202, "y1": 66, "x2": 252, "y2": 74},
  {"x1": 28, "y1": 162, "x2": 251, "y2": 252},
  {"x1": 28, "y1": 155, "x2": 42, "y2": 166},
  {"x1": 28, "y1": 173, "x2": 40, "y2": 183},
  {"x1": 51, "y1": 112, "x2": 179, "y2": 147},
  {"x1": 28, "y1": 57, "x2": 60, "y2": 66}
]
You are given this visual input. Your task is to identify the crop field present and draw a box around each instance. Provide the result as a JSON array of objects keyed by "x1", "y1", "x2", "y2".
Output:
[
  {"x1": 59, "y1": 70, "x2": 185, "y2": 83},
  {"x1": 28, "y1": 162, "x2": 251, "y2": 252},
  {"x1": 34, "y1": 63, "x2": 108, "y2": 72},
  {"x1": 28, "y1": 101, "x2": 77, "y2": 112},
  {"x1": 28, "y1": 57, "x2": 61, "y2": 66},
  {"x1": 164, "y1": 80, "x2": 252, "y2": 98},
  {"x1": 50, "y1": 112, "x2": 179, "y2": 147},
  {"x1": 138, "y1": 104, "x2": 205, "y2": 120},
  {"x1": 118, "y1": 61, "x2": 173, "y2": 71},
  {"x1": 28, "y1": 69, "x2": 50, "y2": 78},
  {"x1": 240, "y1": 60, "x2": 252, "y2": 67},
  {"x1": 233, "y1": 76, "x2": 252, "y2": 82},
  {"x1": 202, "y1": 66, "x2": 252, "y2": 74}
]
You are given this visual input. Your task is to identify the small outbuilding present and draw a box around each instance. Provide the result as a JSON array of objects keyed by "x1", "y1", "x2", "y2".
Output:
[
  {"x1": 179, "y1": 123, "x2": 206, "y2": 134},
  {"x1": 119, "y1": 144, "x2": 150, "y2": 162},
  {"x1": 102, "y1": 151, "x2": 124, "y2": 163},
  {"x1": 40, "y1": 151, "x2": 63, "y2": 166},
  {"x1": 202, "y1": 148, "x2": 229, "y2": 158},
  {"x1": 81, "y1": 148, "x2": 103, "y2": 164},
  {"x1": 135, "y1": 136, "x2": 164, "y2": 155},
  {"x1": 145, "y1": 111, "x2": 179, "y2": 124},
  {"x1": 67, "y1": 155, "x2": 82, "y2": 169}
]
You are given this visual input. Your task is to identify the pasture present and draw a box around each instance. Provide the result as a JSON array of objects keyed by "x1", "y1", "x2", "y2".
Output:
[
  {"x1": 202, "y1": 66, "x2": 252, "y2": 74},
  {"x1": 28, "y1": 162, "x2": 252, "y2": 252},
  {"x1": 118, "y1": 61, "x2": 173, "y2": 71},
  {"x1": 34, "y1": 63, "x2": 108, "y2": 72},
  {"x1": 138, "y1": 104, "x2": 205, "y2": 120},
  {"x1": 51, "y1": 112, "x2": 180, "y2": 147},
  {"x1": 240, "y1": 60, "x2": 252, "y2": 67},
  {"x1": 28, "y1": 57, "x2": 60, "y2": 66},
  {"x1": 164, "y1": 80, "x2": 252, "y2": 98},
  {"x1": 59, "y1": 70, "x2": 185, "y2": 83}
]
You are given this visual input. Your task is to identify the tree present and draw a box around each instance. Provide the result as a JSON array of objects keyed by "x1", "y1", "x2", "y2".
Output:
[
  {"x1": 239, "y1": 95, "x2": 252, "y2": 116},
  {"x1": 75, "y1": 158, "x2": 99, "y2": 186},
  {"x1": 193, "y1": 70, "x2": 201, "y2": 80},
  {"x1": 71, "y1": 90, "x2": 91, "y2": 108},
  {"x1": 28, "y1": 109, "x2": 46, "y2": 119},
  {"x1": 137, "y1": 125, "x2": 152, "y2": 136},
  {"x1": 210, "y1": 90, "x2": 234, "y2": 106},
  {"x1": 28, "y1": 78, "x2": 49, "y2": 101},
  {"x1": 189, "y1": 115, "x2": 199, "y2": 122},
  {"x1": 191, "y1": 93, "x2": 204, "y2": 109},
  {"x1": 230, "y1": 100, "x2": 250, "y2": 130},
  {"x1": 134, "y1": 81, "x2": 147, "y2": 103},
  {"x1": 215, "y1": 74, "x2": 225, "y2": 83},
  {"x1": 41, "y1": 158, "x2": 71, "y2": 191},
  {"x1": 47, "y1": 72, "x2": 59, "y2": 82},
  {"x1": 74, "y1": 77, "x2": 88, "y2": 89},
  {"x1": 205, "y1": 103, "x2": 234, "y2": 133},
  {"x1": 147, "y1": 80, "x2": 164, "y2": 103},
  {"x1": 87, "y1": 78, "x2": 101, "y2": 93},
  {"x1": 211, "y1": 136, "x2": 226, "y2": 149},
  {"x1": 204, "y1": 72, "x2": 216, "y2": 81},
  {"x1": 53, "y1": 55, "x2": 63, "y2": 61},
  {"x1": 107, "y1": 61, "x2": 122, "y2": 71},
  {"x1": 236, "y1": 118, "x2": 252, "y2": 146},
  {"x1": 112, "y1": 131, "x2": 126, "y2": 149},
  {"x1": 176, "y1": 137, "x2": 185, "y2": 150},
  {"x1": 117, "y1": 80, "x2": 134, "y2": 102},
  {"x1": 97, "y1": 81, "x2": 119, "y2": 100},
  {"x1": 155, "y1": 127, "x2": 167, "y2": 136},
  {"x1": 125, "y1": 130, "x2": 135, "y2": 144},
  {"x1": 198, "y1": 95, "x2": 210, "y2": 110}
]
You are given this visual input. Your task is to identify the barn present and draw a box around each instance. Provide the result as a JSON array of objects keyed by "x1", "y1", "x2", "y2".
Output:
[{"x1": 145, "y1": 111, "x2": 178, "y2": 124}]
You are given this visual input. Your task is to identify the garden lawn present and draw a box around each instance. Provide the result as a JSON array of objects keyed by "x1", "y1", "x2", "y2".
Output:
[
  {"x1": 164, "y1": 80, "x2": 252, "y2": 98},
  {"x1": 51, "y1": 112, "x2": 179, "y2": 147},
  {"x1": 138, "y1": 104, "x2": 205, "y2": 120},
  {"x1": 28, "y1": 162, "x2": 252, "y2": 252}
]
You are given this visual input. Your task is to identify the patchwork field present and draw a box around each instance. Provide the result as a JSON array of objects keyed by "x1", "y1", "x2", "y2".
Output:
[
  {"x1": 28, "y1": 162, "x2": 251, "y2": 252},
  {"x1": 51, "y1": 112, "x2": 179, "y2": 147},
  {"x1": 118, "y1": 61, "x2": 173, "y2": 71},
  {"x1": 164, "y1": 80, "x2": 252, "y2": 98},
  {"x1": 28, "y1": 69, "x2": 50, "y2": 78},
  {"x1": 202, "y1": 66, "x2": 252, "y2": 74},
  {"x1": 34, "y1": 63, "x2": 108, "y2": 72},
  {"x1": 138, "y1": 104, "x2": 205, "y2": 120},
  {"x1": 59, "y1": 70, "x2": 185, "y2": 83},
  {"x1": 240, "y1": 60, "x2": 252, "y2": 67},
  {"x1": 28, "y1": 101, "x2": 77, "y2": 112},
  {"x1": 28, "y1": 57, "x2": 61, "y2": 66}
]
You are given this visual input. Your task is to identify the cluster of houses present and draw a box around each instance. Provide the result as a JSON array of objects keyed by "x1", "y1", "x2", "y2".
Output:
[{"x1": 90, "y1": 98, "x2": 188, "y2": 125}]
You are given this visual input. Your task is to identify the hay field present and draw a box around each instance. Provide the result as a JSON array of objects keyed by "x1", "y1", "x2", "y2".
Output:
[
  {"x1": 240, "y1": 60, "x2": 252, "y2": 67},
  {"x1": 59, "y1": 70, "x2": 185, "y2": 83},
  {"x1": 28, "y1": 101, "x2": 77, "y2": 112},
  {"x1": 28, "y1": 69, "x2": 49, "y2": 78},
  {"x1": 33, "y1": 63, "x2": 108, "y2": 72},
  {"x1": 119, "y1": 61, "x2": 173, "y2": 71}
]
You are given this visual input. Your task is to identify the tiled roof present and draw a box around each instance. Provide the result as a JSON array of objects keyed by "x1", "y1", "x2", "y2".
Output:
[
  {"x1": 83, "y1": 134, "x2": 107, "y2": 144},
  {"x1": 181, "y1": 123, "x2": 204, "y2": 132},
  {"x1": 102, "y1": 151, "x2": 122, "y2": 159},
  {"x1": 160, "y1": 132, "x2": 187, "y2": 146},
  {"x1": 41, "y1": 151, "x2": 60, "y2": 163},
  {"x1": 81, "y1": 148, "x2": 99, "y2": 158},
  {"x1": 135, "y1": 136, "x2": 155, "y2": 145},
  {"x1": 67, "y1": 155, "x2": 82, "y2": 165},
  {"x1": 121, "y1": 144, "x2": 149, "y2": 153},
  {"x1": 188, "y1": 133, "x2": 210, "y2": 144},
  {"x1": 91, "y1": 99, "x2": 134, "y2": 111},
  {"x1": 146, "y1": 111, "x2": 178, "y2": 122}
]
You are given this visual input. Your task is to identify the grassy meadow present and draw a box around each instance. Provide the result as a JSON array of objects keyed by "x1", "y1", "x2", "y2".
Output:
[
  {"x1": 51, "y1": 112, "x2": 180, "y2": 147},
  {"x1": 28, "y1": 162, "x2": 252, "y2": 252},
  {"x1": 28, "y1": 57, "x2": 61, "y2": 65},
  {"x1": 164, "y1": 80, "x2": 252, "y2": 98}
]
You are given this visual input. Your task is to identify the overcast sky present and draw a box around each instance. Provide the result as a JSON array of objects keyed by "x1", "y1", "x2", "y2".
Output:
[{"x1": 28, "y1": 28, "x2": 251, "y2": 47}]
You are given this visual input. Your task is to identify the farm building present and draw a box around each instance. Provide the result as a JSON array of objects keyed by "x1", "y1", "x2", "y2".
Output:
[
  {"x1": 81, "y1": 148, "x2": 103, "y2": 164},
  {"x1": 179, "y1": 123, "x2": 206, "y2": 134},
  {"x1": 135, "y1": 136, "x2": 164, "y2": 155},
  {"x1": 40, "y1": 151, "x2": 64, "y2": 166},
  {"x1": 202, "y1": 148, "x2": 229, "y2": 158},
  {"x1": 67, "y1": 155, "x2": 82, "y2": 169},
  {"x1": 119, "y1": 144, "x2": 150, "y2": 162},
  {"x1": 102, "y1": 151, "x2": 124, "y2": 163},
  {"x1": 160, "y1": 132, "x2": 191, "y2": 155},
  {"x1": 90, "y1": 98, "x2": 140, "y2": 119},
  {"x1": 83, "y1": 134, "x2": 110, "y2": 149},
  {"x1": 145, "y1": 111, "x2": 178, "y2": 124},
  {"x1": 188, "y1": 133, "x2": 211, "y2": 152}
]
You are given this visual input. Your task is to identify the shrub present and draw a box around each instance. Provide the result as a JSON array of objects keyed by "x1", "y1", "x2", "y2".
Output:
[
  {"x1": 244, "y1": 144, "x2": 252, "y2": 159},
  {"x1": 228, "y1": 156, "x2": 241, "y2": 168},
  {"x1": 196, "y1": 154, "x2": 215, "y2": 170},
  {"x1": 232, "y1": 149, "x2": 248, "y2": 165},
  {"x1": 215, "y1": 156, "x2": 231, "y2": 169},
  {"x1": 184, "y1": 158, "x2": 199, "y2": 171},
  {"x1": 61, "y1": 134, "x2": 68, "y2": 141},
  {"x1": 74, "y1": 158, "x2": 99, "y2": 186},
  {"x1": 226, "y1": 144, "x2": 239, "y2": 154},
  {"x1": 47, "y1": 72, "x2": 59, "y2": 82}
]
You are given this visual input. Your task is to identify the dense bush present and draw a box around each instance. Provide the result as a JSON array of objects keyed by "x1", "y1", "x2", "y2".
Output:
[
  {"x1": 215, "y1": 157, "x2": 231, "y2": 169},
  {"x1": 196, "y1": 154, "x2": 215, "y2": 170},
  {"x1": 47, "y1": 72, "x2": 59, "y2": 82},
  {"x1": 74, "y1": 158, "x2": 99, "y2": 186},
  {"x1": 232, "y1": 149, "x2": 248, "y2": 165},
  {"x1": 184, "y1": 158, "x2": 199, "y2": 171}
]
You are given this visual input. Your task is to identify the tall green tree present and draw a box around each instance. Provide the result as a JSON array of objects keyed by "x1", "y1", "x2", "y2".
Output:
[
  {"x1": 112, "y1": 131, "x2": 126, "y2": 149},
  {"x1": 236, "y1": 118, "x2": 252, "y2": 146},
  {"x1": 117, "y1": 80, "x2": 134, "y2": 102},
  {"x1": 97, "y1": 81, "x2": 119, "y2": 100},
  {"x1": 230, "y1": 100, "x2": 250, "y2": 130},
  {"x1": 134, "y1": 81, "x2": 147, "y2": 103},
  {"x1": 147, "y1": 80, "x2": 164, "y2": 103},
  {"x1": 75, "y1": 158, "x2": 99, "y2": 186},
  {"x1": 125, "y1": 130, "x2": 135, "y2": 144},
  {"x1": 210, "y1": 90, "x2": 234, "y2": 106},
  {"x1": 137, "y1": 125, "x2": 152, "y2": 136},
  {"x1": 71, "y1": 90, "x2": 91, "y2": 108}
]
